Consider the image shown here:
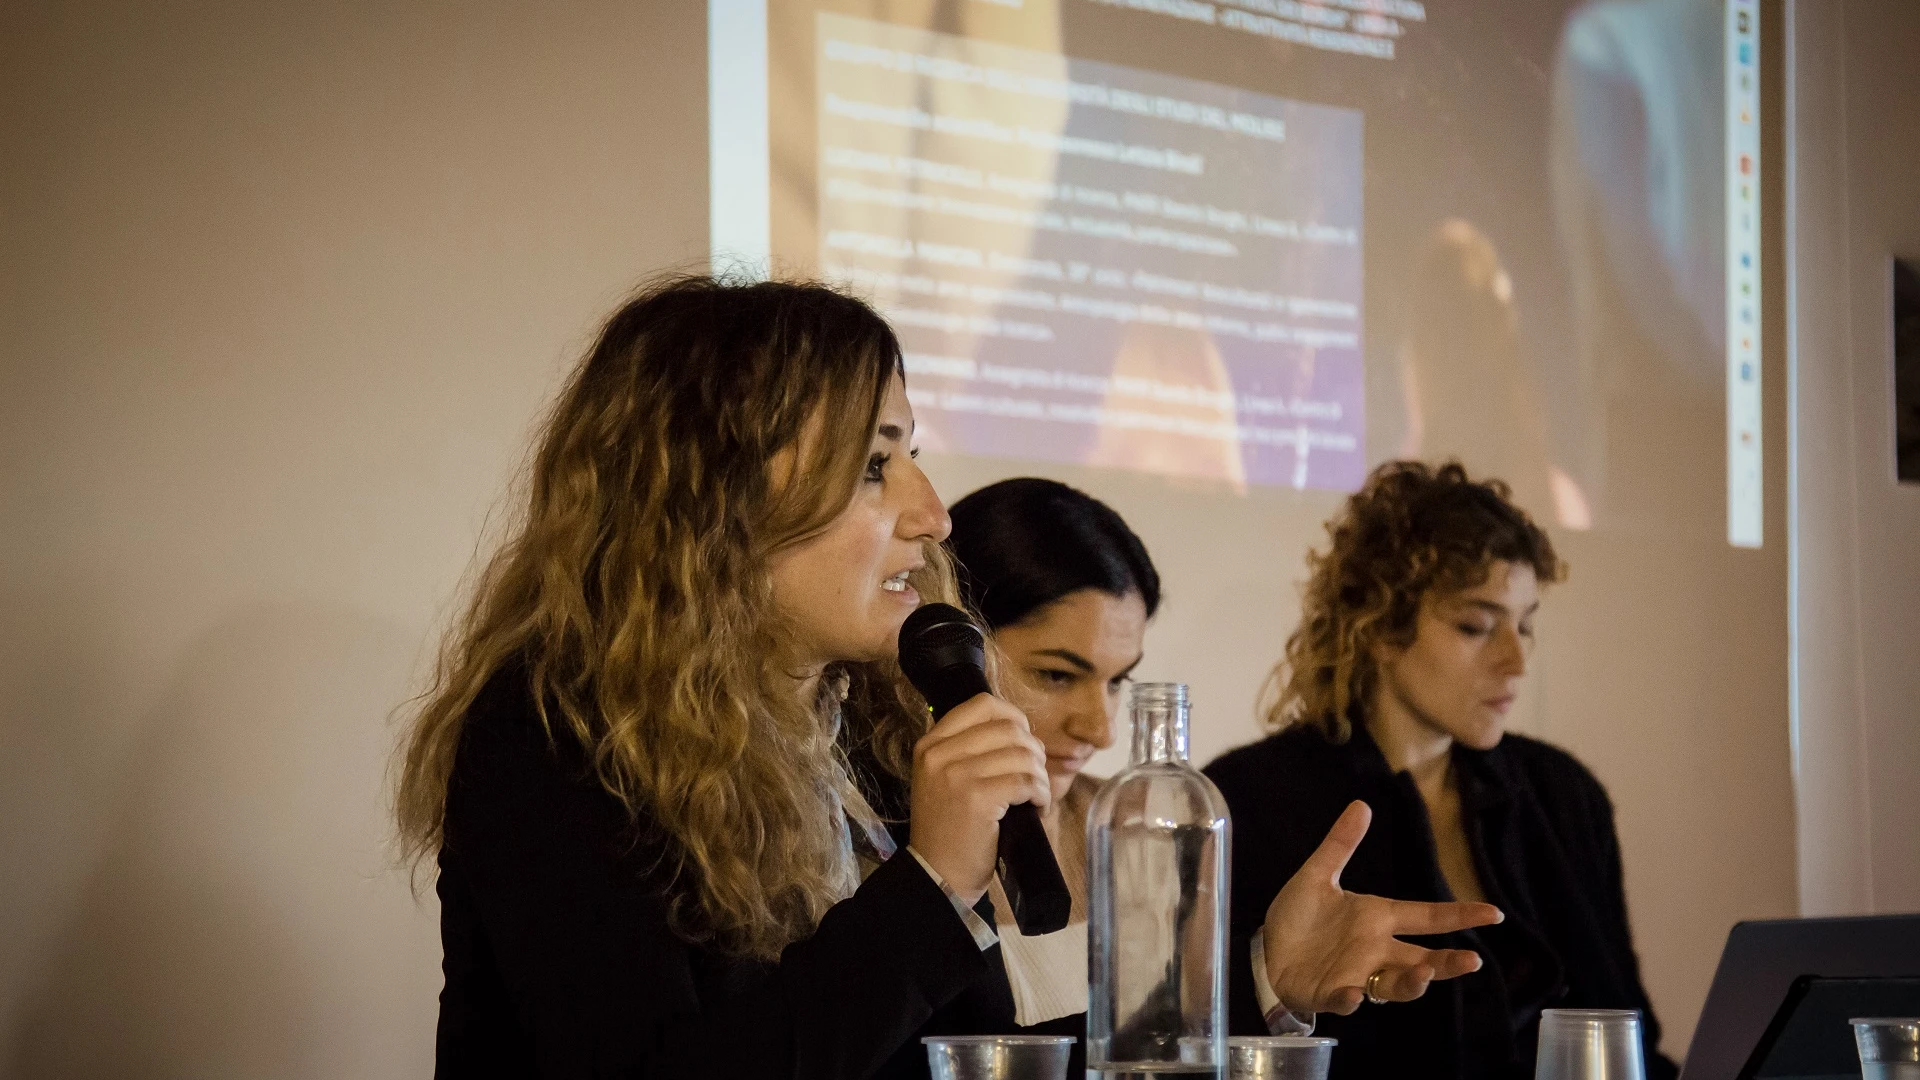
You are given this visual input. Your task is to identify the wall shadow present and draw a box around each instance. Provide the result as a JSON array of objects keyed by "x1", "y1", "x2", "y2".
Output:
[{"x1": 7, "y1": 603, "x2": 440, "y2": 1080}]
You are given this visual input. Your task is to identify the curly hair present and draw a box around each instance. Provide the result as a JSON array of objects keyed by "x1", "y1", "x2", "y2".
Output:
[
  {"x1": 1262, "y1": 460, "x2": 1564, "y2": 742},
  {"x1": 394, "y1": 275, "x2": 956, "y2": 960}
]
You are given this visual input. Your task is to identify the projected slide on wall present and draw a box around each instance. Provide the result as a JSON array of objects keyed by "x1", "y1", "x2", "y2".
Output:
[
  {"x1": 712, "y1": 0, "x2": 1758, "y2": 540},
  {"x1": 818, "y1": 14, "x2": 1364, "y2": 490}
]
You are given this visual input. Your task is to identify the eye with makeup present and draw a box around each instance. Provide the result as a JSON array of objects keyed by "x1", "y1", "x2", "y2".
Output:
[{"x1": 862, "y1": 446, "x2": 918, "y2": 483}]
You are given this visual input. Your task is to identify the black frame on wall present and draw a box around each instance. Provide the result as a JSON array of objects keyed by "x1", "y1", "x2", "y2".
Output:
[{"x1": 1896, "y1": 258, "x2": 1920, "y2": 483}]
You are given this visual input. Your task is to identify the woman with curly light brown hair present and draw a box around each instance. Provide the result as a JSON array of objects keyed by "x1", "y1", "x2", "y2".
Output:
[
  {"x1": 397, "y1": 275, "x2": 1062, "y2": 1079},
  {"x1": 1205, "y1": 460, "x2": 1678, "y2": 1080}
]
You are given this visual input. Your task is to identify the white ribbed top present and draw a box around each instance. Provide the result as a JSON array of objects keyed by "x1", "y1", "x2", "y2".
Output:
[
  {"x1": 986, "y1": 775, "x2": 1097, "y2": 1026},
  {"x1": 999, "y1": 918, "x2": 1089, "y2": 1025}
]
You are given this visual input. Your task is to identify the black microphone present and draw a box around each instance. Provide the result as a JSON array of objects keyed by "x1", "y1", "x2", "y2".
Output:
[{"x1": 897, "y1": 603, "x2": 1072, "y2": 936}]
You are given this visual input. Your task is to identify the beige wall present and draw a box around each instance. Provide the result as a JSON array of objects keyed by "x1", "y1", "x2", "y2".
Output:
[
  {"x1": 0, "y1": 2, "x2": 1806, "y2": 1077},
  {"x1": 1788, "y1": 0, "x2": 1920, "y2": 916},
  {"x1": 0, "y1": 2, "x2": 708, "y2": 1075}
]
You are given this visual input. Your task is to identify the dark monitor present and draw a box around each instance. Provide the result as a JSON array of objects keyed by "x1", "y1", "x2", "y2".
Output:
[
  {"x1": 1681, "y1": 915, "x2": 1920, "y2": 1080},
  {"x1": 1740, "y1": 977, "x2": 1920, "y2": 1080}
]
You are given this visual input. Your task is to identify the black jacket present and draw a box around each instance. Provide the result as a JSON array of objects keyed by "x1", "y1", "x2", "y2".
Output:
[
  {"x1": 1204, "y1": 723, "x2": 1679, "y2": 1080},
  {"x1": 433, "y1": 669, "x2": 1055, "y2": 1080}
]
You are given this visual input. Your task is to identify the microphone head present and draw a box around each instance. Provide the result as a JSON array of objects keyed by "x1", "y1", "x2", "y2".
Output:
[
  {"x1": 899, "y1": 601, "x2": 982, "y2": 649},
  {"x1": 897, "y1": 603, "x2": 989, "y2": 715}
]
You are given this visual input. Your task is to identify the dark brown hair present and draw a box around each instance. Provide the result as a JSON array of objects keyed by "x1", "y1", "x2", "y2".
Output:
[{"x1": 946, "y1": 477, "x2": 1161, "y2": 631}]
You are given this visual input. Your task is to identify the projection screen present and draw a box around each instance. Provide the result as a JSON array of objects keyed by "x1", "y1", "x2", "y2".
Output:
[{"x1": 712, "y1": 0, "x2": 1762, "y2": 545}]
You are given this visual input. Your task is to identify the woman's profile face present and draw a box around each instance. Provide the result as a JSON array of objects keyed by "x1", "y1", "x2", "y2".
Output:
[
  {"x1": 994, "y1": 588, "x2": 1146, "y2": 800},
  {"x1": 769, "y1": 374, "x2": 950, "y2": 670},
  {"x1": 1376, "y1": 559, "x2": 1539, "y2": 750}
]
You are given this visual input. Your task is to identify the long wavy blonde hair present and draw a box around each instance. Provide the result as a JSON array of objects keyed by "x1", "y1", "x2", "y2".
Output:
[
  {"x1": 395, "y1": 275, "x2": 954, "y2": 959},
  {"x1": 1262, "y1": 460, "x2": 1564, "y2": 742}
]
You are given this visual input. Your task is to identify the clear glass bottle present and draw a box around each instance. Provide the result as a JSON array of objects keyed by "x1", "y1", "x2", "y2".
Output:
[{"x1": 1087, "y1": 683, "x2": 1232, "y2": 1078}]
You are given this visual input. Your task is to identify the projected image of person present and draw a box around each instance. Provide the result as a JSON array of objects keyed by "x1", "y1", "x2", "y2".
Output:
[
  {"x1": 794, "y1": 0, "x2": 1071, "y2": 388},
  {"x1": 397, "y1": 279, "x2": 1503, "y2": 1079},
  {"x1": 789, "y1": 4, "x2": 1367, "y2": 492},
  {"x1": 1398, "y1": 221, "x2": 1584, "y2": 528},
  {"x1": 1550, "y1": 0, "x2": 1728, "y2": 522},
  {"x1": 756, "y1": 0, "x2": 1747, "y2": 506},
  {"x1": 1205, "y1": 461, "x2": 1678, "y2": 1080},
  {"x1": 1083, "y1": 325, "x2": 1250, "y2": 492}
]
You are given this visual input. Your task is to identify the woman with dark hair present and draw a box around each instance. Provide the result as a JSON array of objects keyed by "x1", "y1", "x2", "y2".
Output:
[
  {"x1": 1205, "y1": 461, "x2": 1678, "y2": 1080},
  {"x1": 945, "y1": 477, "x2": 1504, "y2": 1067},
  {"x1": 942, "y1": 478, "x2": 1158, "y2": 1049}
]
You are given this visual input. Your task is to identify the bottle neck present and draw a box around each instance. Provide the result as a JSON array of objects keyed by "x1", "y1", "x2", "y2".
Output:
[{"x1": 1129, "y1": 684, "x2": 1190, "y2": 765}]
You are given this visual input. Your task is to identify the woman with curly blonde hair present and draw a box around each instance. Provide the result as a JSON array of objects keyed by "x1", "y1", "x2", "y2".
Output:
[
  {"x1": 1206, "y1": 461, "x2": 1677, "y2": 1080},
  {"x1": 397, "y1": 276, "x2": 1060, "y2": 1078},
  {"x1": 398, "y1": 281, "x2": 1502, "y2": 1080}
]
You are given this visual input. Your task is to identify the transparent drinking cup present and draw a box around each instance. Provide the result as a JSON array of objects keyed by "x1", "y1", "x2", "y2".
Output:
[
  {"x1": 922, "y1": 1035, "x2": 1075, "y2": 1080},
  {"x1": 1533, "y1": 1009, "x2": 1646, "y2": 1080},
  {"x1": 1227, "y1": 1035, "x2": 1337, "y2": 1080},
  {"x1": 1852, "y1": 1018, "x2": 1920, "y2": 1080}
]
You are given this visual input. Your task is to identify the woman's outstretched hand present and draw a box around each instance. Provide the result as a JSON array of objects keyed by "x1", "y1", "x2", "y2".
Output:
[{"x1": 1261, "y1": 800, "x2": 1503, "y2": 1017}]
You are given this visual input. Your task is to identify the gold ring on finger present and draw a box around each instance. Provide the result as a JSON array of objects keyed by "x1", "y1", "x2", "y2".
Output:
[{"x1": 1364, "y1": 969, "x2": 1389, "y2": 1005}]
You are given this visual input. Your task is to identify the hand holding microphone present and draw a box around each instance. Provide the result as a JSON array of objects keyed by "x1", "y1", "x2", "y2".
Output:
[
  {"x1": 899, "y1": 603, "x2": 1075, "y2": 934},
  {"x1": 907, "y1": 690, "x2": 1048, "y2": 901}
]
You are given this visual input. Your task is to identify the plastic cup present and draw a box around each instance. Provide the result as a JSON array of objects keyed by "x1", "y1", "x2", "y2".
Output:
[
  {"x1": 1534, "y1": 1009, "x2": 1646, "y2": 1080},
  {"x1": 922, "y1": 1035, "x2": 1075, "y2": 1080},
  {"x1": 1228, "y1": 1035, "x2": 1338, "y2": 1080},
  {"x1": 1852, "y1": 1018, "x2": 1920, "y2": 1080}
]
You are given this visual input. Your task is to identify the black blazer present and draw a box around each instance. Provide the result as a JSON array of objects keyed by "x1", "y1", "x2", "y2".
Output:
[
  {"x1": 433, "y1": 669, "x2": 1049, "y2": 1080},
  {"x1": 1204, "y1": 723, "x2": 1679, "y2": 1080}
]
